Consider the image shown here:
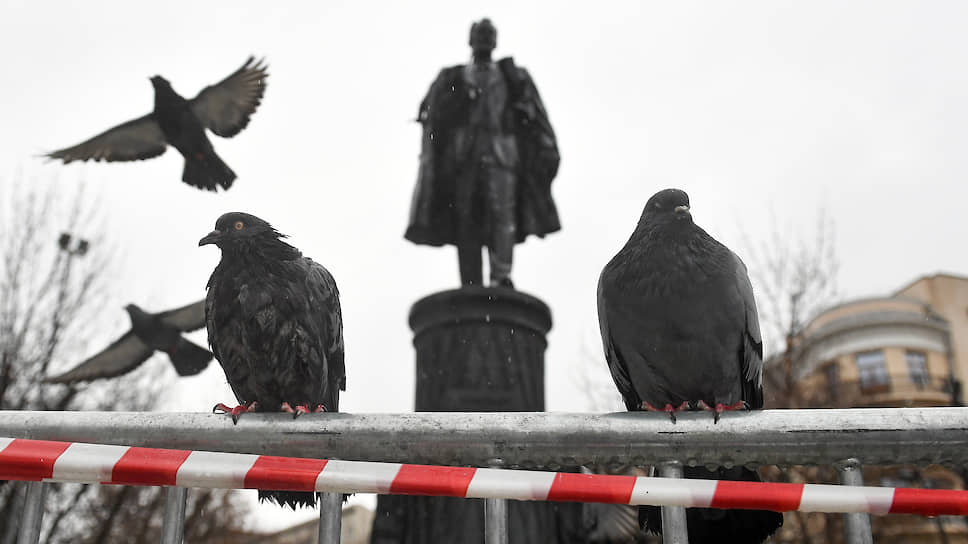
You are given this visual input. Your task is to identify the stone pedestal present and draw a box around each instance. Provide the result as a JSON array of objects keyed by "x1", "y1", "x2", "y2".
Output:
[
  {"x1": 411, "y1": 287, "x2": 550, "y2": 412},
  {"x1": 371, "y1": 287, "x2": 584, "y2": 544}
]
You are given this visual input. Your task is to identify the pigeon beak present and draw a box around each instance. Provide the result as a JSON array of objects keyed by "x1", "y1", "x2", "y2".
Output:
[
  {"x1": 674, "y1": 205, "x2": 690, "y2": 215},
  {"x1": 199, "y1": 230, "x2": 222, "y2": 246}
]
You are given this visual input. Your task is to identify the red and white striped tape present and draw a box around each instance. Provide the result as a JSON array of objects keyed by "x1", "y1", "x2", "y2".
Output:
[{"x1": 2, "y1": 437, "x2": 966, "y2": 516}]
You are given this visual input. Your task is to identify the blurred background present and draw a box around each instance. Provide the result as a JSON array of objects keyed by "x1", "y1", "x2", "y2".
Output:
[{"x1": 1, "y1": 1, "x2": 967, "y2": 541}]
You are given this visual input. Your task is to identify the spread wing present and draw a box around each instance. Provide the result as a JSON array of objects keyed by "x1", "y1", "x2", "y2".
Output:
[
  {"x1": 597, "y1": 269, "x2": 641, "y2": 412},
  {"x1": 732, "y1": 252, "x2": 765, "y2": 408},
  {"x1": 44, "y1": 331, "x2": 153, "y2": 384},
  {"x1": 158, "y1": 299, "x2": 206, "y2": 331},
  {"x1": 190, "y1": 56, "x2": 268, "y2": 138},
  {"x1": 45, "y1": 114, "x2": 167, "y2": 163}
]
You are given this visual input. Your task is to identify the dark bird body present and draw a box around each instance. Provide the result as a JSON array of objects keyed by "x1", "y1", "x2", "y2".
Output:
[
  {"x1": 597, "y1": 188, "x2": 782, "y2": 543},
  {"x1": 200, "y1": 212, "x2": 345, "y2": 509},
  {"x1": 45, "y1": 301, "x2": 211, "y2": 384},
  {"x1": 47, "y1": 57, "x2": 267, "y2": 191}
]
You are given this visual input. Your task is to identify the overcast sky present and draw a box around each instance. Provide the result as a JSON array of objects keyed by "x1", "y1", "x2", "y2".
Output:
[{"x1": 3, "y1": 0, "x2": 967, "y2": 531}]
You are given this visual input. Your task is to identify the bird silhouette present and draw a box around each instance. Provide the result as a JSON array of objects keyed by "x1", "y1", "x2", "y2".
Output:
[
  {"x1": 46, "y1": 56, "x2": 267, "y2": 191},
  {"x1": 45, "y1": 300, "x2": 212, "y2": 384}
]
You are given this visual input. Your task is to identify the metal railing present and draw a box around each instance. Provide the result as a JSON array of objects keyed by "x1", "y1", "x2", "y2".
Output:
[{"x1": 2, "y1": 407, "x2": 968, "y2": 543}]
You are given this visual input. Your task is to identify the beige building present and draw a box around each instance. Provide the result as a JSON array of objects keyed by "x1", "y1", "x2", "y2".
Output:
[{"x1": 766, "y1": 273, "x2": 968, "y2": 543}]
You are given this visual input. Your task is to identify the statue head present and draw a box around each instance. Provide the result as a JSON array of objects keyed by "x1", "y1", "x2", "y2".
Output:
[{"x1": 469, "y1": 18, "x2": 497, "y2": 57}]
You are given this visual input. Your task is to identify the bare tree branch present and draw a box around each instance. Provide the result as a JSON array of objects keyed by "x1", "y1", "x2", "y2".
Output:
[{"x1": 0, "y1": 175, "x2": 247, "y2": 542}]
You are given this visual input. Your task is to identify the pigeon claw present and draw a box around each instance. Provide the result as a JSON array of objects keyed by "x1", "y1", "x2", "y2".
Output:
[
  {"x1": 697, "y1": 400, "x2": 749, "y2": 423},
  {"x1": 281, "y1": 402, "x2": 311, "y2": 419},
  {"x1": 642, "y1": 401, "x2": 690, "y2": 424},
  {"x1": 213, "y1": 401, "x2": 258, "y2": 425}
]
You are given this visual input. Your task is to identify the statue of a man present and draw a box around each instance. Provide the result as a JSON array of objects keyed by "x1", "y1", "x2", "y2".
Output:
[{"x1": 405, "y1": 18, "x2": 561, "y2": 288}]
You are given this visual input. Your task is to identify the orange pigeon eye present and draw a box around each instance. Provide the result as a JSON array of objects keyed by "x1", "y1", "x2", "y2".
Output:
[{"x1": 234, "y1": 221, "x2": 244, "y2": 230}]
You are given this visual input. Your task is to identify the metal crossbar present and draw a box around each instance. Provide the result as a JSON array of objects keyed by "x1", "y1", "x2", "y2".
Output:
[{"x1": 2, "y1": 407, "x2": 967, "y2": 543}]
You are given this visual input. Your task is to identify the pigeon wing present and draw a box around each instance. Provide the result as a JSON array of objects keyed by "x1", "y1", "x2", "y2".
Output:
[
  {"x1": 732, "y1": 252, "x2": 765, "y2": 408},
  {"x1": 44, "y1": 331, "x2": 153, "y2": 383},
  {"x1": 46, "y1": 114, "x2": 167, "y2": 163},
  {"x1": 597, "y1": 270, "x2": 641, "y2": 412},
  {"x1": 190, "y1": 56, "x2": 268, "y2": 138},
  {"x1": 158, "y1": 299, "x2": 207, "y2": 331},
  {"x1": 289, "y1": 258, "x2": 345, "y2": 409}
]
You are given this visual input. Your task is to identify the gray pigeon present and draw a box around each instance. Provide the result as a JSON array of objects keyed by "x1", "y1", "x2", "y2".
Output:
[
  {"x1": 597, "y1": 188, "x2": 782, "y2": 543},
  {"x1": 45, "y1": 301, "x2": 212, "y2": 384}
]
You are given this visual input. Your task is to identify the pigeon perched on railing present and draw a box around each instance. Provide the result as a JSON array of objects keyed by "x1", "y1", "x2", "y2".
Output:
[
  {"x1": 44, "y1": 301, "x2": 212, "y2": 384},
  {"x1": 46, "y1": 57, "x2": 267, "y2": 191},
  {"x1": 200, "y1": 212, "x2": 346, "y2": 509},
  {"x1": 597, "y1": 188, "x2": 783, "y2": 543}
]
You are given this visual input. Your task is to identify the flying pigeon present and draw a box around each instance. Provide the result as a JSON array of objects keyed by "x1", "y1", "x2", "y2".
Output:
[
  {"x1": 46, "y1": 56, "x2": 268, "y2": 191},
  {"x1": 200, "y1": 211, "x2": 345, "y2": 509},
  {"x1": 45, "y1": 301, "x2": 212, "y2": 384},
  {"x1": 597, "y1": 188, "x2": 783, "y2": 543}
]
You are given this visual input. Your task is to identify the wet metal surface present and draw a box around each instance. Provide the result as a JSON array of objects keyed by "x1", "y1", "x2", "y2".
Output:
[{"x1": 1, "y1": 408, "x2": 966, "y2": 468}]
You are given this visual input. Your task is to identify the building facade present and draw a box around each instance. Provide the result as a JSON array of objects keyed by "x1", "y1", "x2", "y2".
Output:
[{"x1": 765, "y1": 273, "x2": 968, "y2": 543}]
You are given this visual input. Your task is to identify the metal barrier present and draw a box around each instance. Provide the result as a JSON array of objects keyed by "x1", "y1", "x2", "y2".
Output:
[{"x1": 2, "y1": 407, "x2": 968, "y2": 543}]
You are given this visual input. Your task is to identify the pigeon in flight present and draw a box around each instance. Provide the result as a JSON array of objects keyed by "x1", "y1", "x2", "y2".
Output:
[
  {"x1": 45, "y1": 301, "x2": 212, "y2": 384},
  {"x1": 597, "y1": 188, "x2": 782, "y2": 543},
  {"x1": 46, "y1": 56, "x2": 268, "y2": 191},
  {"x1": 200, "y1": 212, "x2": 345, "y2": 509}
]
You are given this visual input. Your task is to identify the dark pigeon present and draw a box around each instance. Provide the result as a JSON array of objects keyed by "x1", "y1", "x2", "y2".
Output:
[
  {"x1": 597, "y1": 188, "x2": 782, "y2": 543},
  {"x1": 45, "y1": 301, "x2": 212, "y2": 384},
  {"x1": 200, "y1": 212, "x2": 345, "y2": 509},
  {"x1": 46, "y1": 57, "x2": 268, "y2": 191}
]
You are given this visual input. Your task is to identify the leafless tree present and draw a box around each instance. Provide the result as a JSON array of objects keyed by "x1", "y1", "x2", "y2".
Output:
[
  {"x1": 0, "y1": 176, "x2": 247, "y2": 543},
  {"x1": 740, "y1": 207, "x2": 840, "y2": 360},
  {"x1": 735, "y1": 208, "x2": 843, "y2": 542}
]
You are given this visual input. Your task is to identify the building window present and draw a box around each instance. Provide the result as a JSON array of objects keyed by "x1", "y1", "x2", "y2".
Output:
[
  {"x1": 855, "y1": 350, "x2": 890, "y2": 393},
  {"x1": 906, "y1": 351, "x2": 930, "y2": 389}
]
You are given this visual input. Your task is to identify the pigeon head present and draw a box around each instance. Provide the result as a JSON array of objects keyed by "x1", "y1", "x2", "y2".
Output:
[
  {"x1": 641, "y1": 188, "x2": 692, "y2": 224},
  {"x1": 149, "y1": 76, "x2": 172, "y2": 91},
  {"x1": 198, "y1": 212, "x2": 285, "y2": 250},
  {"x1": 124, "y1": 304, "x2": 151, "y2": 326}
]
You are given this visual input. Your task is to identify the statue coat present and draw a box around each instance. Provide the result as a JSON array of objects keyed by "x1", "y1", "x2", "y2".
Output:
[{"x1": 405, "y1": 57, "x2": 561, "y2": 247}]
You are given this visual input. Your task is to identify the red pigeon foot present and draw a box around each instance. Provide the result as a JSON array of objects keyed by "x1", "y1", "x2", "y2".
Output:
[
  {"x1": 697, "y1": 400, "x2": 749, "y2": 423},
  {"x1": 642, "y1": 401, "x2": 690, "y2": 423},
  {"x1": 213, "y1": 401, "x2": 258, "y2": 425},
  {"x1": 281, "y1": 402, "x2": 312, "y2": 419}
]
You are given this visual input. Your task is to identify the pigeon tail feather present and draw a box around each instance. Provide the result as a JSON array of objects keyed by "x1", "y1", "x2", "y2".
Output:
[
  {"x1": 168, "y1": 338, "x2": 212, "y2": 376},
  {"x1": 182, "y1": 151, "x2": 235, "y2": 191},
  {"x1": 258, "y1": 490, "x2": 318, "y2": 510}
]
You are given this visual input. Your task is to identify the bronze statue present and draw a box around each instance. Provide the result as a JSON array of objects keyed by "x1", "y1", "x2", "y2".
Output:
[{"x1": 405, "y1": 18, "x2": 561, "y2": 288}]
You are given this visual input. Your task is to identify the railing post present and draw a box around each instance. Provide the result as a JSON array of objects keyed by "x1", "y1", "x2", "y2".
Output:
[
  {"x1": 484, "y1": 498, "x2": 509, "y2": 544},
  {"x1": 17, "y1": 481, "x2": 47, "y2": 544},
  {"x1": 658, "y1": 461, "x2": 689, "y2": 544},
  {"x1": 836, "y1": 458, "x2": 874, "y2": 544},
  {"x1": 318, "y1": 492, "x2": 343, "y2": 543},
  {"x1": 160, "y1": 486, "x2": 187, "y2": 544}
]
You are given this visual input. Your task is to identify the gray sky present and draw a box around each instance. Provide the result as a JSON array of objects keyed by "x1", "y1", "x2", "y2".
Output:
[{"x1": 3, "y1": 0, "x2": 967, "y2": 531}]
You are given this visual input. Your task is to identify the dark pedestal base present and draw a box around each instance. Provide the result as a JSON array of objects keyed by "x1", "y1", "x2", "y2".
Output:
[
  {"x1": 371, "y1": 287, "x2": 584, "y2": 543},
  {"x1": 411, "y1": 287, "x2": 550, "y2": 412}
]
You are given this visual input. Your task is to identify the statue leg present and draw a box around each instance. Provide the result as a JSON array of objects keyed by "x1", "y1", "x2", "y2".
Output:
[
  {"x1": 456, "y1": 167, "x2": 484, "y2": 287},
  {"x1": 457, "y1": 242, "x2": 483, "y2": 286},
  {"x1": 486, "y1": 168, "x2": 517, "y2": 288}
]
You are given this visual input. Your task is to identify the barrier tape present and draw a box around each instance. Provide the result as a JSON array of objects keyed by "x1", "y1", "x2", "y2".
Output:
[{"x1": 1, "y1": 437, "x2": 966, "y2": 516}]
